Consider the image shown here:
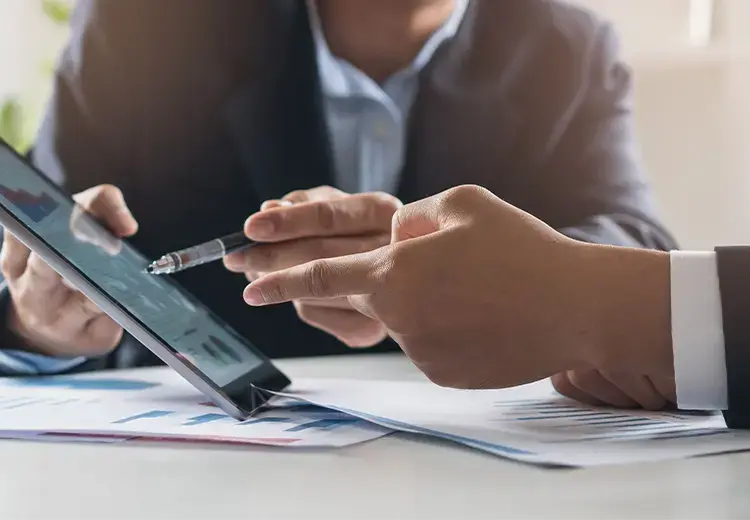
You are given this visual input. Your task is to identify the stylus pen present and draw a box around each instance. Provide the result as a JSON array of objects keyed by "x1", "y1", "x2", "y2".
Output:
[{"x1": 146, "y1": 231, "x2": 257, "y2": 275}]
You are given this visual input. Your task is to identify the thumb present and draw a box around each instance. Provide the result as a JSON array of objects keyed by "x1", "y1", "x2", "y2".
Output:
[
  {"x1": 391, "y1": 199, "x2": 442, "y2": 243},
  {"x1": 74, "y1": 185, "x2": 139, "y2": 237},
  {"x1": 392, "y1": 185, "x2": 496, "y2": 243},
  {"x1": 393, "y1": 188, "x2": 476, "y2": 243}
]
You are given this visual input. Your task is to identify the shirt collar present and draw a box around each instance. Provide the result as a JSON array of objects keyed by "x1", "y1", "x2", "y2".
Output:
[{"x1": 308, "y1": 0, "x2": 470, "y2": 97}]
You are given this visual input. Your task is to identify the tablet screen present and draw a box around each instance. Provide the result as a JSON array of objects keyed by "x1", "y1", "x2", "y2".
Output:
[{"x1": 0, "y1": 146, "x2": 263, "y2": 387}]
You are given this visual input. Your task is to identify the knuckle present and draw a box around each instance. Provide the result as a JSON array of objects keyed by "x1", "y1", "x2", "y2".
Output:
[
  {"x1": 311, "y1": 185, "x2": 344, "y2": 199},
  {"x1": 550, "y1": 373, "x2": 581, "y2": 400},
  {"x1": 251, "y1": 247, "x2": 276, "y2": 271},
  {"x1": 314, "y1": 202, "x2": 337, "y2": 231},
  {"x1": 21, "y1": 307, "x2": 56, "y2": 329},
  {"x1": 283, "y1": 190, "x2": 308, "y2": 202},
  {"x1": 13, "y1": 289, "x2": 35, "y2": 314},
  {"x1": 567, "y1": 370, "x2": 592, "y2": 390},
  {"x1": 370, "y1": 192, "x2": 402, "y2": 214},
  {"x1": 391, "y1": 207, "x2": 408, "y2": 234},
  {"x1": 366, "y1": 193, "x2": 401, "y2": 229},
  {"x1": 261, "y1": 278, "x2": 288, "y2": 304},
  {"x1": 304, "y1": 260, "x2": 332, "y2": 298},
  {"x1": 550, "y1": 373, "x2": 571, "y2": 394},
  {"x1": 437, "y1": 185, "x2": 487, "y2": 213}
]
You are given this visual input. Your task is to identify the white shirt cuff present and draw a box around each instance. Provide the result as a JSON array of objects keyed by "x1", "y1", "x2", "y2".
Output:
[{"x1": 670, "y1": 251, "x2": 727, "y2": 410}]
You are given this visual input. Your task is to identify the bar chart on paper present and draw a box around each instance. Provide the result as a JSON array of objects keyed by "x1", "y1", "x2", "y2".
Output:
[
  {"x1": 492, "y1": 399, "x2": 726, "y2": 442},
  {"x1": 0, "y1": 370, "x2": 393, "y2": 449},
  {"x1": 113, "y1": 406, "x2": 364, "y2": 435},
  {"x1": 271, "y1": 378, "x2": 750, "y2": 468},
  {"x1": 11, "y1": 376, "x2": 159, "y2": 391}
]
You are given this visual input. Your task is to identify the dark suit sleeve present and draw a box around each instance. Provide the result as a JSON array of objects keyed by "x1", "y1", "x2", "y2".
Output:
[
  {"x1": 32, "y1": 0, "x2": 145, "y2": 191},
  {"x1": 715, "y1": 246, "x2": 750, "y2": 428},
  {"x1": 0, "y1": 0, "x2": 147, "y2": 376},
  {"x1": 517, "y1": 20, "x2": 678, "y2": 251}
]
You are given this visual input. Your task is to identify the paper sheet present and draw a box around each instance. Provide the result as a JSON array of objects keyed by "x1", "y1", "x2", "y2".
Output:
[
  {"x1": 0, "y1": 368, "x2": 391, "y2": 448},
  {"x1": 272, "y1": 378, "x2": 750, "y2": 467}
]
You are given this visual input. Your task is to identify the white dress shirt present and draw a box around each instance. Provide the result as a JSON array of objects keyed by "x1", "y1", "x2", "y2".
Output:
[
  {"x1": 670, "y1": 251, "x2": 728, "y2": 409},
  {"x1": 308, "y1": 0, "x2": 469, "y2": 194}
]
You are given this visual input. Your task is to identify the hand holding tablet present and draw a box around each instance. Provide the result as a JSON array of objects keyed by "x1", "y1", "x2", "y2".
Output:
[
  {"x1": 2, "y1": 184, "x2": 137, "y2": 357},
  {"x1": 0, "y1": 140, "x2": 290, "y2": 419}
]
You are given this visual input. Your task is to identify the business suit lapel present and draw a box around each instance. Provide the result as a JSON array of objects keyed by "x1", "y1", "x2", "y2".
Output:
[
  {"x1": 400, "y1": 0, "x2": 551, "y2": 203},
  {"x1": 224, "y1": 1, "x2": 334, "y2": 203}
]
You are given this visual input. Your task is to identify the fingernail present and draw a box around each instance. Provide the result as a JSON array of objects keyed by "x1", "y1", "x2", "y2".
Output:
[
  {"x1": 260, "y1": 200, "x2": 293, "y2": 211},
  {"x1": 223, "y1": 252, "x2": 242, "y2": 270},
  {"x1": 244, "y1": 286, "x2": 265, "y2": 306},
  {"x1": 247, "y1": 218, "x2": 275, "y2": 239}
]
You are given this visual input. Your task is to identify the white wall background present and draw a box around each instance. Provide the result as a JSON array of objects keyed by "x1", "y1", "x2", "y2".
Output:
[
  {"x1": 1, "y1": 0, "x2": 749, "y2": 249},
  {"x1": 574, "y1": 0, "x2": 750, "y2": 249}
]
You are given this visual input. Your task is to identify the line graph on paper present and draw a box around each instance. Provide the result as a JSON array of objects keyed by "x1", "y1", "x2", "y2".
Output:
[
  {"x1": 491, "y1": 398, "x2": 728, "y2": 442},
  {"x1": 0, "y1": 395, "x2": 102, "y2": 410}
]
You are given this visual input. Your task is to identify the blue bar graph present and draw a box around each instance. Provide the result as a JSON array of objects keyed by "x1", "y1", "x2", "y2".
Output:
[
  {"x1": 238, "y1": 417, "x2": 291, "y2": 426},
  {"x1": 575, "y1": 417, "x2": 654, "y2": 427},
  {"x1": 603, "y1": 423, "x2": 684, "y2": 432},
  {"x1": 285, "y1": 418, "x2": 359, "y2": 432},
  {"x1": 183, "y1": 413, "x2": 230, "y2": 426},
  {"x1": 492, "y1": 399, "x2": 541, "y2": 406},
  {"x1": 535, "y1": 409, "x2": 607, "y2": 416},
  {"x1": 113, "y1": 410, "x2": 174, "y2": 424},
  {"x1": 516, "y1": 411, "x2": 615, "y2": 421},
  {"x1": 512, "y1": 404, "x2": 580, "y2": 411},
  {"x1": 13, "y1": 377, "x2": 158, "y2": 391},
  {"x1": 649, "y1": 429, "x2": 725, "y2": 441}
]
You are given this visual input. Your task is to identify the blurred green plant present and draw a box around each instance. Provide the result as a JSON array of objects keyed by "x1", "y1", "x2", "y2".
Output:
[
  {"x1": 0, "y1": 99, "x2": 26, "y2": 151},
  {"x1": 41, "y1": 0, "x2": 73, "y2": 25},
  {"x1": 0, "y1": 0, "x2": 71, "y2": 152}
]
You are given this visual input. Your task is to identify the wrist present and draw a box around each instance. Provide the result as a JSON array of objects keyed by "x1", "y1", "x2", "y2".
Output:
[{"x1": 578, "y1": 244, "x2": 673, "y2": 378}]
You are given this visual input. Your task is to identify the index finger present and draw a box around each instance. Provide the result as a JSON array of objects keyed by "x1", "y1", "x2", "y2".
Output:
[
  {"x1": 243, "y1": 248, "x2": 388, "y2": 305},
  {"x1": 245, "y1": 193, "x2": 401, "y2": 242}
]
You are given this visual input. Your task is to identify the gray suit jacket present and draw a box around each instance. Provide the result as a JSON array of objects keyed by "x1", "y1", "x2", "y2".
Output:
[{"x1": 0, "y1": 0, "x2": 677, "y2": 372}]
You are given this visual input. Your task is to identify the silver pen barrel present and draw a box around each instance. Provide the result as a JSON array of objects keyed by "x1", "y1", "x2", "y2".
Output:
[{"x1": 147, "y1": 239, "x2": 226, "y2": 275}]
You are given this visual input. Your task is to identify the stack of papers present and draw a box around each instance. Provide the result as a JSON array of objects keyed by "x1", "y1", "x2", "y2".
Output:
[
  {"x1": 273, "y1": 378, "x2": 750, "y2": 467},
  {"x1": 0, "y1": 368, "x2": 392, "y2": 448},
  {"x1": 3, "y1": 367, "x2": 750, "y2": 467}
]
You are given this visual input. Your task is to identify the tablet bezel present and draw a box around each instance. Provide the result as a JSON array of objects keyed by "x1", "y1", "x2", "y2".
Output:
[{"x1": 0, "y1": 141, "x2": 290, "y2": 420}]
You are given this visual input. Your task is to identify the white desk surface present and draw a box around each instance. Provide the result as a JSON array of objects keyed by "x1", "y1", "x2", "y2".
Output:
[{"x1": 1, "y1": 353, "x2": 749, "y2": 520}]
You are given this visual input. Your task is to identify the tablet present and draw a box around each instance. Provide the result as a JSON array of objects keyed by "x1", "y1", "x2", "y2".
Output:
[{"x1": 0, "y1": 140, "x2": 290, "y2": 420}]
